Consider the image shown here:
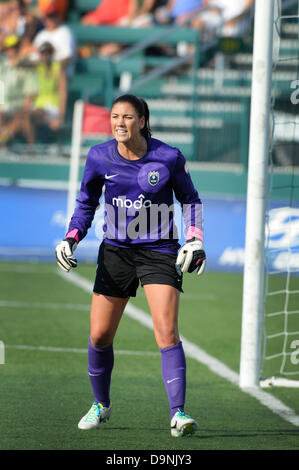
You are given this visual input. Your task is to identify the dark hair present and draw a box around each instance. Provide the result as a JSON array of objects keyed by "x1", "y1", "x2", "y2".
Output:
[
  {"x1": 112, "y1": 94, "x2": 152, "y2": 138},
  {"x1": 39, "y1": 42, "x2": 54, "y2": 54}
]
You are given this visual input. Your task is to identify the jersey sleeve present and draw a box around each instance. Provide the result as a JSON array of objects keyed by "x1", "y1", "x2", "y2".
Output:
[
  {"x1": 66, "y1": 148, "x2": 104, "y2": 242},
  {"x1": 171, "y1": 151, "x2": 204, "y2": 242}
]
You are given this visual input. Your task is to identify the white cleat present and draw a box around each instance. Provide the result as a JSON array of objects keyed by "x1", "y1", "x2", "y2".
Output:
[
  {"x1": 78, "y1": 402, "x2": 111, "y2": 430},
  {"x1": 170, "y1": 410, "x2": 198, "y2": 437}
]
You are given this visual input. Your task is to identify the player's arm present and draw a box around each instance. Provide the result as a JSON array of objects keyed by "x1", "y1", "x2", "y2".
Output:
[
  {"x1": 171, "y1": 151, "x2": 206, "y2": 275},
  {"x1": 56, "y1": 148, "x2": 104, "y2": 272}
]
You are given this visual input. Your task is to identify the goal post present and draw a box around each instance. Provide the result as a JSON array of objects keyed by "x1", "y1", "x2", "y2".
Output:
[
  {"x1": 65, "y1": 100, "x2": 112, "y2": 231},
  {"x1": 239, "y1": 0, "x2": 275, "y2": 389},
  {"x1": 65, "y1": 99, "x2": 84, "y2": 231}
]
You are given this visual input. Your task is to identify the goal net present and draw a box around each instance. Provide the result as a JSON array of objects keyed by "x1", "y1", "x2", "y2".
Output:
[
  {"x1": 260, "y1": 0, "x2": 299, "y2": 387},
  {"x1": 239, "y1": 0, "x2": 299, "y2": 388}
]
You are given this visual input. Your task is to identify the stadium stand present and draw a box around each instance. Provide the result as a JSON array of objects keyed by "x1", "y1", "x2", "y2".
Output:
[
  {"x1": 0, "y1": 0, "x2": 298, "y2": 167},
  {"x1": 63, "y1": 1, "x2": 253, "y2": 163}
]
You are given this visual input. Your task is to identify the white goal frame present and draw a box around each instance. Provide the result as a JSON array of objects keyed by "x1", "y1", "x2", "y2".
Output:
[
  {"x1": 239, "y1": 0, "x2": 275, "y2": 388},
  {"x1": 239, "y1": 0, "x2": 299, "y2": 388},
  {"x1": 65, "y1": 100, "x2": 84, "y2": 231}
]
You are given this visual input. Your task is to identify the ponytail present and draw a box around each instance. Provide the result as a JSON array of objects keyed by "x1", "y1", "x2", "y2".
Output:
[{"x1": 138, "y1": 97, "x2": 152, "y2": 138}]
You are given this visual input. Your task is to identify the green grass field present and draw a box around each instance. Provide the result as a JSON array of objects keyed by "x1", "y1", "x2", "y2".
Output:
[{"x1": 0, "y1": 261, "x2": 299, "y2": 451}]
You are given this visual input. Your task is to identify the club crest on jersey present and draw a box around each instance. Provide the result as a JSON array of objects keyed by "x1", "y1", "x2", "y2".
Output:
[{"x1": 148, "y1": 170, "x2": 159, "y2": 186}]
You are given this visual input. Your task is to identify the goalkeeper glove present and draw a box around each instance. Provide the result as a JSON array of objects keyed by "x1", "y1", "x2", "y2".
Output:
[
  {"x1": 176, "y1": 238, "x2": 206, "y2": 275},
  {"x1": 55, "y1": 238, "x2": 78, "y2": 273}
]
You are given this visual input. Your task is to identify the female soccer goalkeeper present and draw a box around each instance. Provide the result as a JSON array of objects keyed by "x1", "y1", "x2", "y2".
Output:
[{"x1": 55, "y1": 94, "x2": 206, "y2": 437}]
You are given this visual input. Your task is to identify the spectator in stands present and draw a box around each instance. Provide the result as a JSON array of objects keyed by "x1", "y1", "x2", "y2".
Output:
[
  {"x1": 0, "y1": 0, "x2": 17, "y2": 18},
  {"x1": 12, "y1": 0, "x2": 44, "y2": 57},
  {"x1": 151, "y1": 1, "x2": 207, "y2": 56},
  {"x1": 0, "y1": 34, "x2": 37, "y2": 148},
  {"x1": 37, "y1": 0, "x2": 69, "y2": 20},
  {"x1": 190, "y1": 0, "x2": 255, "y2": 38},
  {"x1": 0, "y1": 0, "x2": 18, "y2": 50},
  {"x1": 81, "y1": 0, "x2": 131, "y2": 26},
  {"x1": 80, "y1": 0, "x2": 132, "y2": 56},
  {"x1": 155, "y1": 0, "x2": 206, "y2": 25},
  {"x1": 80, "y1": 0, "x2": 167, "y2": 56},
  {"x1": 125, "y1": 0, "x2": 167, "y2": 28},
  {"x1": 82, "y1": 0, "x2": 166, "y2": 28},
  {"x1": 0, "y1": 39, "x2": 67, "y2": 147},
  {"x1": 29, "y1": 7, "x2": 76, "y2": 74},
  {"x1": 23, "y1": 41, "x2": 68, "y2": 145}
]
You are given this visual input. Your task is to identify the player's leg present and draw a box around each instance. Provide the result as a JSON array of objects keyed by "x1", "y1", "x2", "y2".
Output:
[
  {"x1": 78, "y1": 293, "x2": 128, "y2": 430},
  {"x1": 143, "y1": 284, "x2": 185, "y2": 416},
  {"x1": 143, "y1": 284, "x2": 197, "y2": 437},
  {"x1": 79, "y1": 242, "x2": 138, "y2": 430},
  {"x1": 143, "y1": 283, "x2": 180, "y2": 349},
  {"x1": 90, "y1": 292, "x2": 128, "y2": 348},
  {"x1": 89, "y1": 293, "x2": 129, "y2": 404}
]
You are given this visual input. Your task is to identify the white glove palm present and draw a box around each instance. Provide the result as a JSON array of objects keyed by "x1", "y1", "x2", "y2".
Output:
[
  {"x1": 55, "y1": 238, "x2": 78, "y2": 272},
  {"x1": 176, "y1": 238, "x2": 206, "y2": 275}
]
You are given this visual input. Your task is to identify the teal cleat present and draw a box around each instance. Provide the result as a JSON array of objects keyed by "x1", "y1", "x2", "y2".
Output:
[
  {"x1": 78, "y1": 401, "x2": 111, "y2": 430},
  {"x1": 170, "y1": 410, "x2": 198, "y2": 437}
]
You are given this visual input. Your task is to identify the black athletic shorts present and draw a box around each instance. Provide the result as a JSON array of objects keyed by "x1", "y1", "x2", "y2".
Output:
[{"x1": 93, "y1": 242, "x2": 183, "y2": 298}]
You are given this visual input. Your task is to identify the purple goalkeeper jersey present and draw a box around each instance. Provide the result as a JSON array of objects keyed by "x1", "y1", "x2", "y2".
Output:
[{"x1": 67, "y1": 137, "x2": 203, "y2": 254}]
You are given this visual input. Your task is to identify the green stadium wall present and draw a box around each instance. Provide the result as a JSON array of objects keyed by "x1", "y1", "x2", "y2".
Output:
[{"x1": 0, "y1": 160, "x2": 297, "y2": 200}]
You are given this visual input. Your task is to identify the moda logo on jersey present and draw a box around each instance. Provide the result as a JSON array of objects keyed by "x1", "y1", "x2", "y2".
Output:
[{"x1": 112, "y1": 193, "x2": 152, "y2": 210}]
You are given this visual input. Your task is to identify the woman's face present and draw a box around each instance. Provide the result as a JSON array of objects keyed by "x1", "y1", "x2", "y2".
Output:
[{"x1": 111, "y1": 101, "x2": 145, "y2": 144}]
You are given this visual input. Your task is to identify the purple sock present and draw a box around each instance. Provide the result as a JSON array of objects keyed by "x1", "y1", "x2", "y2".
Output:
[
  {"x1": 160, "y1": 341, "x2": 186, "y2": 419},
  {"x1": 88, "y1": 337, "x2": 114, "y2": 408}
]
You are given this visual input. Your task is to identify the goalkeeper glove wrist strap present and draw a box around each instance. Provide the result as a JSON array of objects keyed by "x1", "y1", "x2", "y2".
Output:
[
  {"x1": 65, "y1": 228, "x2": 80, "y2": 243},
  {"x1": 186, "y1": 226, "x2": 203, "y2": 243}
]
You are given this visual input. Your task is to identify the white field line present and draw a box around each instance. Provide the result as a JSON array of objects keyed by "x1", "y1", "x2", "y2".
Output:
[
  {"x1": 0, "y1": 264, "x2": 216, "y2": 300},
  {"x1": 57, "y1": 270, "x2": 299, "y2": 428},
  {"x1": 5, "y1": 344, "x2": 159, "y2": 357},
  {"x1": 0, "y1": 300, "x2": 89, "y2": 311}
]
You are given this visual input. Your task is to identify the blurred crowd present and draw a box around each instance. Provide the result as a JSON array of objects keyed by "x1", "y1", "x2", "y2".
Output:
[
  {"x1": 0, "y1": 0, "x2": 72, "y2": 150},
  {"x1": 79, "y1": 0, "x2": 255, "y2": 56},
  {"x1": 0, "y1": 0, "x2": 255, "y2": 151},
  {"x1": 79, "y1": 0, "x2": 254, "y2": 35}
]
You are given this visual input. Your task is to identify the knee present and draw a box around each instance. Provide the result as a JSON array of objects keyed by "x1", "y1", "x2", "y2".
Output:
[
  {"x1": 155, "y1": 327, "x2": 180, "y2": 350},
  {"x1": 90, "y1": 332, "x2": 113, "y2": 349}
]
